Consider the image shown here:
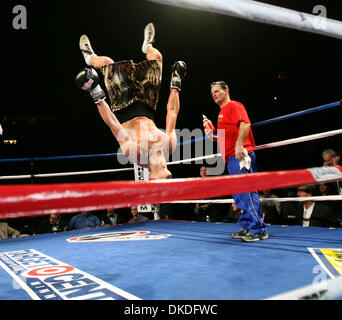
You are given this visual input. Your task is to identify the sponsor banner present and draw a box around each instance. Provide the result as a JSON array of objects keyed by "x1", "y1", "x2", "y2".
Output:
[
  {"x1": 68, "y1": 230, "x2": 171, "y2": 242},
  {"x1": 308, "y1": 167, "x2": 342, "y2": 182},
  {"x1": 308, "y1": 248, "x2": 342, "y2": 278},
  {"x1": 138, "y1": 204, "x2": 152, "y2": 213},
  {"x1": 0, "y1": 249, "x2": 141, "y2": 300}
]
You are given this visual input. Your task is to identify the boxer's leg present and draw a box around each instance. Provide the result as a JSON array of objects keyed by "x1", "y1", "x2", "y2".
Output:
[
  {"x1": 146, "y1": 45, "x2": 162, "y2": 61},
  {"x1": 227, "y1": 152, "x2": 268, "y2": 241},
  {"x1": 92, "y1": 56, "x2": 114, "y2": 69},
  {"x1": 142, "y1": 23, "x2": 162, "y2": 61},
  {"x1": 79, "y1": 34, "x2": 114, "y2": 68}
]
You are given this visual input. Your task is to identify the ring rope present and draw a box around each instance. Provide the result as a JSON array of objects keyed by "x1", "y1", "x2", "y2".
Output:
[
  {"x1": 0, "y1": 166, "x2": 341, "y2": 219},
  {"x1": 0, "y1": 100, "x2": 340, "y2": 164},
  {"x1": 0, "y1": 152, "x2": 122, "y2": 163},
  {"x1": 172, "y1": 100, "x2": 342, "y2": 146},
  {"x1": 252, "y1": 101, "x2": 341, "y2": 128},
  {"x1": 266, "y1": 276, "x2": 342, "y2": 300},
  {"x1": 1, "y1": 128, "x2": 341, "y2": 180},
  {"x1": 254, "y1": 128, "x2": 342, "y2": 150},
  {"x1": 148, "y1": 0, "x2": 342, "y2": 40},
  {"x1": 171, "y1": 195, "x2": 342, "y2": 204}
]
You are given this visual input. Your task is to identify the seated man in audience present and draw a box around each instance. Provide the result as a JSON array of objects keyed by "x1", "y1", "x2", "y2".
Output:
[
  {"x1": 260, "y1": 189, "x2": 281, "y2": 225},
  {"x1": 34, "y1": 214, "x2": 68, "y2": 234},
  {"x1": 98, "y1": 208, "x2": 127, "y2": 226},
  {"x1": 319, "y1": 183, "x2": 340, "y2": 209},
  {"x1": 295, "y1": 184, "x2": 340, "y2": 228},
  {"x1": 322, "y1": 148, "x2": 341, "y2": 193},
  {"x1": 0, "y1": 220, "x2": 28, "y2": 239},
  {"x1": 321, "y1": 148, "x2": 342, "y2": 223},
  {"x1": 69, "y1": 211, "x2": 101, "y2": 230},
  {"x1": 322, "y1": 148, "x2": 340, "y2": 168},
  {"x1": 128, "y1": 206, "x2": 149, "y2": 223},
  {"x1": 224, "y1": 202, "x2": 241, "y2": 223},
  {"x1": 191, "y1": 165, "x2": 229, "y2": 222},
  {"x1": 193, "y1": 166, "x2": 211, "y2": 221}
]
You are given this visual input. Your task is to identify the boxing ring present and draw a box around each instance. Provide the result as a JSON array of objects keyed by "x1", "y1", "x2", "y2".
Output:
[
  {"x1": 0, "y1": 220, "x2": 341, "y2": 300},
  {"x1": 1, "y1": 95, "x2": 342, "y2": 300},
  {"x1": 1, "y1": 116, "x2": 342, "y2": 300},
  {"x1": 1, "y1": 1, "x2": 342, "y2": 301}
]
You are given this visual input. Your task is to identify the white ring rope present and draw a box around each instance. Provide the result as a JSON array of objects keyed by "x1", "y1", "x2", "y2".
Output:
[
  {"x1": 167, "y1": 153, "x2": 220, "y2": 165},
  {"x1": 36, "y1": 167, "x2": 133, "y2": 177},
  {"x1": 0, "y1": 167, "x2": 134, "y2": 180},
  {"x1": 148, "y1": 0, "x2": 342, "y2": 40},
  {"x1": 168, "y1": 128, "x2": 342, "y2": 164},
  {"x1": 266, "y1": 276, "x2": 342, "y2": 300},
  {"x1": 1, "y1": 128, "x2": 341, "y2": 180},
  {"x1": 255, "y1": 128, "x2": 342, "y2": 151},
  {"x1": 171, "y1": 195, "x2": 342, "y2": 204}
]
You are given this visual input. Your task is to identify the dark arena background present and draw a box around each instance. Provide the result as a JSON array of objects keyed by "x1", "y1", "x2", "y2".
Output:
[{"x1": 0, "y1": 0, "x2": 342, "y2": 311}]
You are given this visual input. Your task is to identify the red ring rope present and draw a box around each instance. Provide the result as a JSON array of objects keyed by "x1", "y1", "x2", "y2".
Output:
[{"x1": 0, "y1": 166, "x2": 341, "y2": 219}]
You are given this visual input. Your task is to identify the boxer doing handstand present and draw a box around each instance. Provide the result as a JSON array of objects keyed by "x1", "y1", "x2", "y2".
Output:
[{"x1": 75, "y1": 23, "x2": 186, "y2": 180}]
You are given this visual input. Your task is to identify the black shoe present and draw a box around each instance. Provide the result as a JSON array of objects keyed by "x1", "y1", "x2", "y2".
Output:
[
  {"x1": 231, "y1": 228, "x2": 248, "y2": 239},
  {"x1": 260, "y1": 231, "x2": 269, "y2": 240},
  {"x1": 242, "y1": 231, "x2": 269, "y2": 242}
]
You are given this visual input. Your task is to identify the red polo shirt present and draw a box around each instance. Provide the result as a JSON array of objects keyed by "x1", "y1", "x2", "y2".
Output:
[{"x1": 217, "y1": 100, "x2": 256, "y2": 163}]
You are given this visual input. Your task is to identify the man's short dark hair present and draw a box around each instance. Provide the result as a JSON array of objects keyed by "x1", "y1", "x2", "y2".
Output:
[
  {"x1": 210, "y1": 81, "x2": 229, "y2": 90},
  {"x1": 297, "y1": 184, "x2": 317, "y2": 195}
]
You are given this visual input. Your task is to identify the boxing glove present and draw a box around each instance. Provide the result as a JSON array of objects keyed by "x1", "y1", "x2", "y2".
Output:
[
  {"x1": 170, "y1": 61, "x2": 187, "y2": 91},
  {"x1": 75, "y1": 68, "x2": 106, "y2": 104}
]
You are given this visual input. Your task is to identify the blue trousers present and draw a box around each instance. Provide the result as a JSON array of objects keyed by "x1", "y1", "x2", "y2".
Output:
[{"x1": 227, "y1": 151, "x2": 267, "y2": 234}]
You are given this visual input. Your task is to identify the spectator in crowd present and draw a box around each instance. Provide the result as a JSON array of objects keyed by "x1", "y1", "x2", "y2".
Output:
[
  {"x1": 192, "y1": 166, "x2": 230, "y2": 222},
  {"x1": 223, "y1": 202, "x2": 240, "y2": 223},
  {"x1": 159, "y1": 203, "x2": 174, "y2": 220},
  {"x1": 69, "y1": 211, "x2": 101, "y2": 230},
  {"x1": 295, "y1": 184, "x2": 340, "y2": 228},
  {"x1": 152, "y1": 205, "x2": 161, "y2": 221},
  {"x1": 322, "y1": 148, "x2": 340, "y2": 168},
  {"x1": 321, "y1": 149, "x2": 342, "y2": 223},
  {"x1": 128, "y1": 206, "x2": 149, "y2": 223},
  {"x1": 0, "y1": 220, "x2": 28, "y2": 240},
  {"x1": 280, "y1": 188, "x2": 298, "y2": 225},
  {"x1": 7, "y1": 216, "x2": 41, "y2": 236},
  {"x1": 319, "y1": 183, "x2": 334, "y2": 196},
  {"x1": 98, "y1": 208, "x2": 128, "y2": 226},
  {"x1": 318, "y1": 183, "x2": 342, "y2": 225},
  {"x1": 193, "y1": 201, "x2": 230, "y2": 222},
  {"x1": 321, "y1": 148, "x2": 342, "y2": 195},
  {"x1": 199, "y1": 165, "x2": 208, "y2": 178},
  {"x1": 259, "y1": 189, "x2": 281, "y2": 225},
  {"x1": 193, "y1": 202, "x2": 211, "y2": 221},
  {"x1": 34, "y1": 214, "x2": 68, "y2": 234},
  {"x1": 193, "y1": 166, "x2": 211, "y2": 221},
  {"x1": 319, "y1": 183, "x2": 338, "y2": 208}
]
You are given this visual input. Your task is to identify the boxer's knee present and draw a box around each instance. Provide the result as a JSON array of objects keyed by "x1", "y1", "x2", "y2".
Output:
[
  {"x1": 93, "y1": 56, "x2": 114, "y2": 68},
  {"x1": 146, "y1": 46, "x2": 162, "y2": 61}
]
